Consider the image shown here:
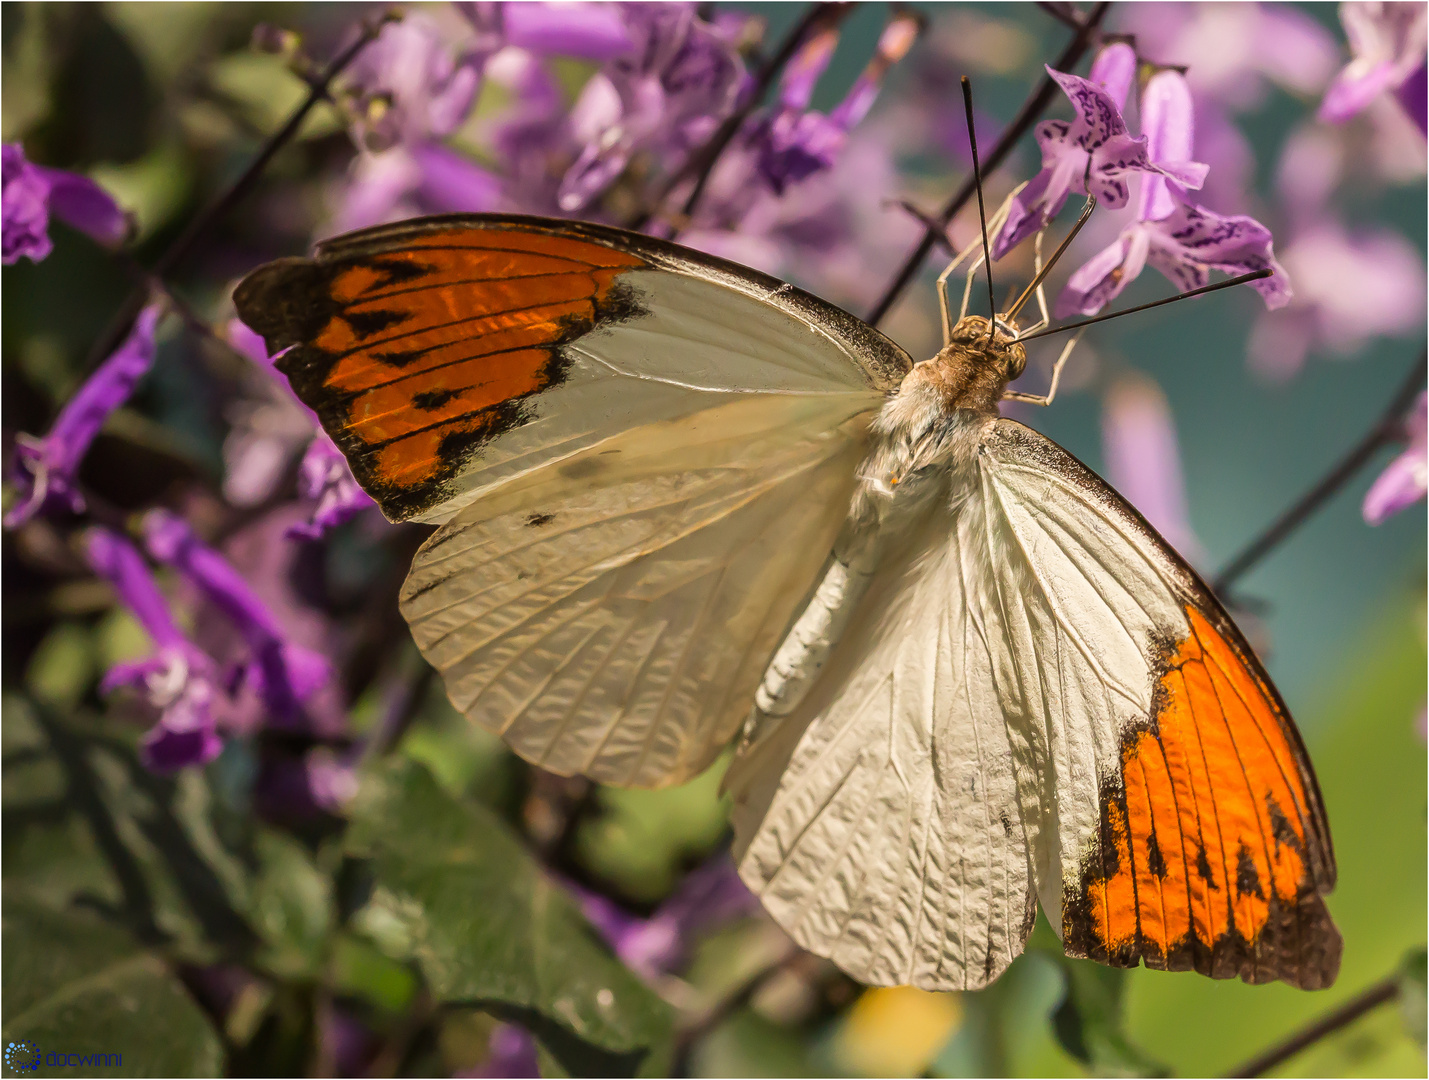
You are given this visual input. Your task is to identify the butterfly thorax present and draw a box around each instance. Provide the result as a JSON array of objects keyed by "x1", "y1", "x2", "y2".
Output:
[{"x1": 903, "y1": 314, "x2": 1026, "y2": 414}]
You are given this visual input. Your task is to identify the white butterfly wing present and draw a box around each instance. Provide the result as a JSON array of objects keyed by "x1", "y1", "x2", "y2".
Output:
[
  {"x1": 729, "y1": 416, "x2": 1339, "y2": 992},
  {"x1": 727, "y1": 467, "x2": 1038, "y2": 991},
  {"x1": 402, "y1": 393, "x2": 878, "y2": 788},
  {"x1": 979, "y1": 419, "x2": 1338, "y2": 988}
]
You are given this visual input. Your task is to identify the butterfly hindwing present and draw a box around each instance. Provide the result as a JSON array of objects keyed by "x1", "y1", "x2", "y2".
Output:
[
  {"x1": 980, "y1": 418, "x2": 1340, "y2": 989},
  {"x1": 400, "y1": 393, "x2": 877, "y2": 788}
]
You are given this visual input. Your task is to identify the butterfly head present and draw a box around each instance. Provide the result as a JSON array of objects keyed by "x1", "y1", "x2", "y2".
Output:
[{"x1": 903, "y1": 314, "x2": 1027, "y2": 415}]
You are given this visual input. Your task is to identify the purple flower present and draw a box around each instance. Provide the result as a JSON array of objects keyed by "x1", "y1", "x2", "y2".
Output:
[
  {"x1": 142, "y1": 509, "x2": 333, "y2": 730},
  {"x1": 459, "y1": 2, "x2": 636, "y2": 61},
  {"x1": 3, "y1": 143, "x2": 129, "y2": 264},
  {"x1": 557, "y1": 5, "x2": 745, "y2": 212},
  {"x1": 1319, "y1": 2, "x2": 1428, "y2": 128},
  {"x1": 575, "y1": 856, "x2": 757, "y2": 980},
  {"x1": 5, "y1": 303, "x2": 162, "y2": 528},
  {"x1": 1364, "y1": 391, "x2": 1427, "y2": 524},
  {"x1": 992, "y1": 46, "x2": 1208, "y2": 260},
  {"x1": 85, "y1": 528, "x2": 223, "y2": 772},
  {"x1": 1054, "y1": 71, "x2": 1286, "y2": 317},
  {"x1": 1101, "y1": 375, "x2": 1204, "y2": 563},
  {"x1": 1247, "y1": 220, "x2": 1425, "y2": 381},
  {"x1": 753, "y1": 14, "x2": 919, "y2": 195},
  {"x1": 341, "y1": 12, "x2": 484, "y2": 153},
  {"x1": 286, "y1": 437, "x2": 377, "y2": 540}
]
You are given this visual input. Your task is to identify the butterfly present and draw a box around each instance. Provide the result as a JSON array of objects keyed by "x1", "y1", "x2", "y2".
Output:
[{"x1": 233, "y1": 210, "x2": 1340, "y2": 993}]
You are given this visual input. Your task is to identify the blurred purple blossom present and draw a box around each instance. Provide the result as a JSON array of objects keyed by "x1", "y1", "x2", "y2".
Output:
[
  {"x1": 575, "y1": 855, "x2": 757, "y2": 981},
  {"x1": 992, "y1": 48, "x2": 1208, "y2": 260},
  {"x1": 1055, "y1": 70, "x2": 1287, "y2": 317},
  {"x1": 1363, "y1": 390, "x2": 1427, "y2": 524},
  {"x1": 1319, "y1": 2, "x2": 1428, "y2": 128},
  {"x1": 142, "y1": 509, "x2": 334, "y2": 731},
  {"x1": 86, "y1": 527, "x2": 224, "y2": 771},
  {"x1": 753, "y1": 15, "x2": 920, "y2": 196},
  {"x1": 5, "y1": 303, "x2": 162, "y2": 528},
  {"x1": 1247, "y1": 220, "x2": 1425, "y2": 381},
  {"x1": 2, "y1": 143, "x2": 129, "y2": 264},
  {"x1": 557, "y1": 4, "x2": 745, "y2": 212},
  {"x1": 287, "y1": 438, "x2": 375, "y2": 540},
  {"x1": 1101, "y1": 375, "x2": 1204, "y2": 563},
  {"x1": 459, "y1": 1, "x2": 635, "y2": 61},
  {"x1": 1119, "y1": 3, "x2": 1339, "y2": 111},
  {"x1": 465, "y1": 1023, "x2": 539, "y2": 1078}
]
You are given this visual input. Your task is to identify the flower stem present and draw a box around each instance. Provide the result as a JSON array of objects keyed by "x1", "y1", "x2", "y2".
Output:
[
  {"x1": 630, "y1": 2, "x2": 854, "y2": 234},
  {"x1": 1223, "y1": 975, "x2": 1401, "y2": 1078},
  {"x1": 78, "y1": 12, "x2": 396, "y2": 376},
  {"x1": 864, "y1": 1, "x2": 1111, "y2": 327},
  {"x1": 1212, "y1": 349, "x2": 1427, "y2": 595}
]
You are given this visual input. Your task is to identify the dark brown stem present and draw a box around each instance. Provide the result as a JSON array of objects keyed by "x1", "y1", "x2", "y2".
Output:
[
  {"x1": 1212, "y1": 350, "x2": 1426, "y2": 594},
  {"x1": 629, "y1": 2, "x2": 853, "y2": 234},
  {"x1": 1224, "y1": 976, "x2": 1401, "y2": 1078},
  {"x1": 79, "y1": 12, "x2": 395, "y2": 374},
  {"x1": 863, "y1": 1, "x2": 1111, "y2": 327}
]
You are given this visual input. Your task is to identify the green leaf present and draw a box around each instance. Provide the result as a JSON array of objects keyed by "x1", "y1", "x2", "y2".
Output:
[
  {"x1": 1051, "y1": 959, "x2": 1166, "y2": 1077},
  {"x1": 345, "y1": 758, "x2": 673, "y2": 1076},
  {"x1": 2, "y1": 892, "x2": 222, "y2": 1077},
  {"x1": 1398, "y1": 947, "x2": 1427, "y2": 1049}
]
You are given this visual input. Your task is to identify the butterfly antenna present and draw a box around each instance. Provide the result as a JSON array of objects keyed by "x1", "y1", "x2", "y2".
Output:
[
  {"x1": 1007, "y1": 195, "x2": 1095, "y2": 322},
  {"x1": 961, "y1": 76, "x2": 997, "y2": 343},
  {"x1": 1017, "y1": 269, "x2": 1275, "y2": 342}
]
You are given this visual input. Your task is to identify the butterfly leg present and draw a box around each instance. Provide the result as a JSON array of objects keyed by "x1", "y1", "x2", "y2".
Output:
[
  {"x1": 1003, "y1": 329, "x2": 1083, "y2": 406},
  {"x1": 1014, "y1": 230, "x2": 1053, "y2": 335}
]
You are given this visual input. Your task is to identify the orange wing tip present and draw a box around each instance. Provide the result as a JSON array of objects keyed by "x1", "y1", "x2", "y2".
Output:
[
  {"x1": 231, "y1": 222, "x2": 652, "y2": 522},
  {"x1": 1062, "y1": 603, "x2": 1342, "y2": 990}
]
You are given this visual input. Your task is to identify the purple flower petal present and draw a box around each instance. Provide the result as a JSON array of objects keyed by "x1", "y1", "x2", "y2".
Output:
[
  {"x1": 1101, "y1": 375, "x2": 1204, "y2": 562},
  {"x1": 38, "y1": 165, "x2": 130, "y2": 246},
  {"x1": 142, "y1": 509, "x2": 333, "y2": 729},
  {"x1": 1396, "y1": 59, "x2": 1428, "y2": 133},
  {"x1": 412, "y1": 142, "x2": 504, "y2": 213},
  {"x1": 1054, "y1": 227, "x2": 1148, "y2": 318},
  {"x1": 993, "y1": 62, "x2": 1184, "y2": 258},
  {"x1": 1056, "y1": 198, "x2": 1290, "y2": 317},
  {"x1": 501, "y1": 2, "x2": 635, "y2": 60},
  {"x1": 3, "y1": 143, "x2": 127, "y2": 263},
  {"x1": 285, "y1": 436, "x2": 376, "y2": 540},
  {"x1": 779, "y1": 26, "x2": 839, "y2": 112},
  {"x1": 5, "y1": 303, "x2": 162, "y2": 528},
  {"x1": 1089, "y1": 42, "x2": 1137, "y2": 112},
  {"x1": 141, "y1": 722, "x2": 223, "y2": 773},
  {"x1": 3, "y1": 143, "x2": 53, "y2": 264},
  {"x1": 1364, "y1": 391, "x2": 1427, "y2": 524},
  {"x1": 342, "y1": 13, "x2": 484, "y2": 151},
  {"x1": 85, "y1": 527, "x2": 223, "y2": 772},
  {"x1": 1320, "y1": 1, "x2": 1428, "y2": 123},
  {"x1": 1045, "y1": 64, "x2": 1133, "y2": 150},
  {"x1": 1139, "y1": 70, "x2": 1208, "y2": 220},
  {"x1": 557, "y1": 5, "x2": 744, "y2": 212}
]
